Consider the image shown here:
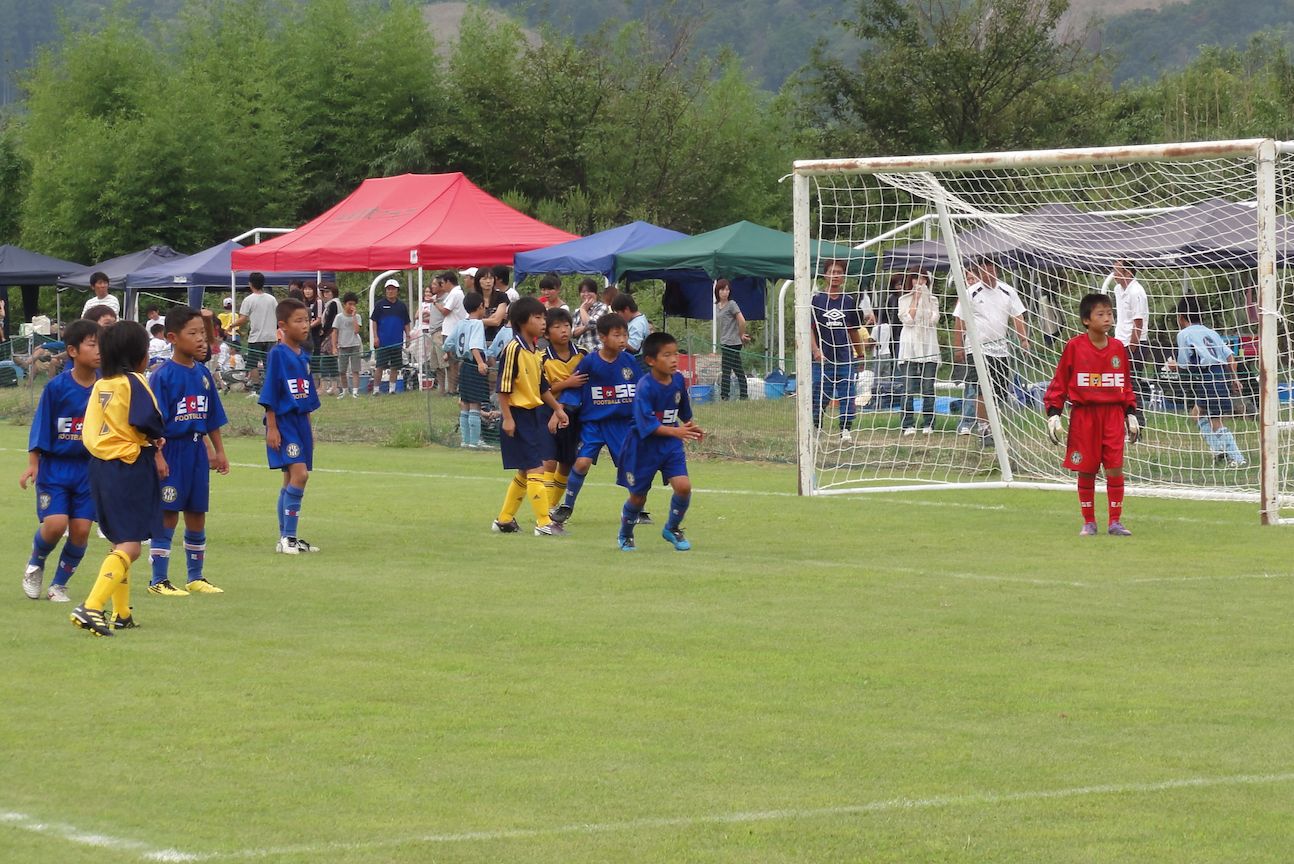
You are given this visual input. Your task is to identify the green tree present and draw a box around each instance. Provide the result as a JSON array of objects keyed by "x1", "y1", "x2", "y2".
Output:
[{"x1": 0, "y1": 115, "x2": 26, "y2": 243}]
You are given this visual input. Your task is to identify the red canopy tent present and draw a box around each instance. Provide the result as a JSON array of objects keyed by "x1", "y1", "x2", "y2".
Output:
[{"x1": 230, "y1": 173, "x2": 578, "y2": 272}]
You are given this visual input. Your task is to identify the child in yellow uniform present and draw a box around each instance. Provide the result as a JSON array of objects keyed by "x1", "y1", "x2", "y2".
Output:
[{"x1": 70, "y1": 322, "x2": 166, "y2": 637}]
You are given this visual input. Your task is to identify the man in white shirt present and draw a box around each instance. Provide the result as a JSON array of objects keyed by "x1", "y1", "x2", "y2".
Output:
[
  {"x1": 235, "y1": 272, "x2": 279, "y2": 396},
  {"x1": 418, "y1": 275, "x2": 448, "y2": 392},
  {"x1": 80, "y1": 272, "x2": 120, "y2": 318},
  {"x1": 433, "y1": 271, "x2": 466, "y2": 396},
  {"x1": 952, "y1": 259, "x2": 1029, "y2": 445},
  {"x1": 1103, "y1": 258, "x2": 1149, "y2": 407}
]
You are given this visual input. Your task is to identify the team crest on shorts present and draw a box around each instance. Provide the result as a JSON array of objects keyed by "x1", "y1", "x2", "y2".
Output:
[
  {"x1": 625, "y1": 472, "x2": 635, "y2": 485},
  {"x1": 621, "y1": 367, "x2": 634, "y2": 381},
  {"x1": 286, "y1": 442, "x2": 302, "y2": 458},
  {"x1": 161, "y1": 485, "x2": 178, "y2": 504},
  {"x1": 1070, "y1": 450, "x2": 1083, "y2": 465},
  {"x1": 1111, "y1": 356, "x2": 1122, "y2": 369},
  {"x1": 38, "y1": 492, "x2": 51, "y2": 511}
]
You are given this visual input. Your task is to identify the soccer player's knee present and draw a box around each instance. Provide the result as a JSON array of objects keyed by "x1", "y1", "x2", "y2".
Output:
[
  {"x1": 42, "y1": 514, "x2": 69, "y2": 537},
  {"x1": 68, "y1": 519, "x2": 92, "y2": 545},
  {"x1": 672, "y1": 477, "x2": 692, "y2": 497},
  {"x1": 574, "y1": 457, "x2": 592, "y2": 474}
]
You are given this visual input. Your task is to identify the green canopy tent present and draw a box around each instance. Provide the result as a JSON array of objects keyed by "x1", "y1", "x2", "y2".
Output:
[{"x1": 613, "y1": 220, "x2": 875, "y2": 369}]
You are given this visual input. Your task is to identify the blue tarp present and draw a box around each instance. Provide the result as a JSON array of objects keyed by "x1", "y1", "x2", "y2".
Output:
[
  {"x1": 514, "y1": 221, "x2": 687, "y2": 282},
  {"x1": 127, "y1": 240, "x2": 334, "y2": 308}
]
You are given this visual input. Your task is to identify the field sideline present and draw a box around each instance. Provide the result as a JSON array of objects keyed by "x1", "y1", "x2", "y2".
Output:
[{"x1": 1, "y1": 424, "x2": 1291, "y2": 863}]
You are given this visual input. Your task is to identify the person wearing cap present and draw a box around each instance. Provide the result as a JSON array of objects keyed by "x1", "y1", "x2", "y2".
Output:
[
  {"x1": 217, "y1": 296, "x2": 237, "y2": 343},
  {"x1": 370, "y1": 278, "x2": 411, "y2": 395}
]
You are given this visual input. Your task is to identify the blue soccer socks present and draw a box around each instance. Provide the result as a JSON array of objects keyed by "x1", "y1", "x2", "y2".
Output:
[
  {"x1": 277, "y1": 487, "x2": 287, "y2": 536},
  {"x1": 29, "y1": 529, "x2": 57, "y2": 569},
  {"x1": 563, "y1": 468, "x2": 588, "y2": 510},
  {"x1": 51, "y1": 542, "x2": 86, "y2": 588},
  {"x1": 666, "y1": 493, "x2": 690, "y2": 532},
  {"x1": 620, "y1": 500, "x2": 642, "y2": 541},
  {"x1": 150, "y1": 524, "x2": 176, "y2": 585},
  {"x1": 282, "y1": 484, "x2": 305, "y2": 538},
  {"x1": 184, "y1": 530, "x2": 206, "y2": 583}
]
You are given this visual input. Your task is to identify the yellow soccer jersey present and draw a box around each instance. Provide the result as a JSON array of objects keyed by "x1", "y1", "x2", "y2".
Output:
[
  {"x1": 82, "y1": 372, "x2": 164, "y2": 464},
  {"x1": 498, "y1": 335, "x2": 549, "y2": 410},
  {"x1": 542, "y1": 343, "x2": 586, "y2": 389}
]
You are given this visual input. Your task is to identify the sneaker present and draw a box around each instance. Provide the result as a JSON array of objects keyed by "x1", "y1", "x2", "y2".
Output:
[
  {"x1": 22, "y1": 564, "x2": 43, "y2": 600},
  {"x1": 901, "y1": 427, "x2": 916, "y2": 437},
  {"x1": 351, "y1": 391, "x2": 359, "y2": 399},
  {"x1": 112, "y1": 612, "x2": 139, "y2": 630},
  {"x1": 636, "y1": 511, "x2": 654, "y2": 525},
  {"x1": 956, "y1": 424, "x2": 973, "y2": 436},
  {"x1": 549, "y1": 504, "x2": 574, "y2": 524},
  {"x1": 247, "y1": 390, "x2": 259, "y2": 400},
  {"x1": 70, "y1": 605, "x2": 113, "y2": 637},
  {"x1": 491, "y1": 519, "x2": 521, "y2": 534},
  {"x1": 275, "y1": 537, "x2": 298, "y2": 555},
  {"x1": 292, "y1": 538, "x2": 321, "y2": 553},
  {"x1": 534, "y1": 522, "x2": 568, "y2": 537},
  {"x1": 922, "y1": 426, "x2": 934, "y2": 435},
  {"x1": 840, "y1": 428, "x2": 853, "y2": 443},
  {"x1": 1107, "y1": 521, "x2": 1132, "y2": 537},
  {"x1": 1227, "y1": 456, "x2": 1247, "y2": 467},
  {"x1": 337, "y1": 391, "x2": 347, "y2": 400},
  {"x1": 1079, "y1": 522, "x2": 1099, "y2": 536},
  {"x1": 148, "y1": 579, "x2": 190, "y2": 597},
  {"x1": 618, "y1": 535, "x2": 636, "y2": 551},
  {"x1": 46, "y1": 584, "x2": 71, "y2": 603},
  {"x1": 186, "y1": 578, "x2": 224, "y2": 594},
  {"x1": 661, "y1": 526, "x2": 692, "y2": 551}
]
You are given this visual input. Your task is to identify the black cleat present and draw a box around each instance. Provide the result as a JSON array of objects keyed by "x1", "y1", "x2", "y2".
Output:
[
  {"x1": 549, "y1": 504, "x2": 573, "y2": 524},
  {"x1": 70, "y1": 605, "x2": 114, "y2": 638},
  {"x1": 491, "y1": 519, "x2": 521, "y2": 534},
  {"x1": 113, "y1": 612, "x2": 139, "y2": 630},
  {"x1": 636, "y1": 511, "x2": 654, "y2": 525}
]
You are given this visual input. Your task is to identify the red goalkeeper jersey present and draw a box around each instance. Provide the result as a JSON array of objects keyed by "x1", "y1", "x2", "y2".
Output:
[{"x1": 1044, "y1": 333, "x2": 1137, "y2": 416}]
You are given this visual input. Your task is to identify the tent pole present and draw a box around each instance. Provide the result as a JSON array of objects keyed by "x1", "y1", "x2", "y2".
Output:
[{"x1": 711, "y1": 280, "x2": 718, "y2": 354}]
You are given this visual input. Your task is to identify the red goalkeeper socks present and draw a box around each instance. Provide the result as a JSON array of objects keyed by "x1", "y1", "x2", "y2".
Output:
[
  {"x1": 1077, "y1": 474, "x2": 1096, "y2": 524},
  {"x1": 1107, "y1": 475, "x2": 1125, "y2": 524}
]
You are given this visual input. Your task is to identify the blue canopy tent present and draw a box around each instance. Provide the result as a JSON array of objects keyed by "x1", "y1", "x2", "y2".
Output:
[
  {"x1": 127, "y1": 240, "x2": 334, "y2": 308},
  {"x1": 58, "y1": 245, "x2": 188, "y2": 321},
  {"x1": 0, "y1": 245, "x2": 84, "y2": 339}
]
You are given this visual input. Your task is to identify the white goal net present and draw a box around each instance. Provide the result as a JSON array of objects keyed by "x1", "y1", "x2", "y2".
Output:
[{"x1": 791, "y1": 140, "x2": 1294, "y2": 523}]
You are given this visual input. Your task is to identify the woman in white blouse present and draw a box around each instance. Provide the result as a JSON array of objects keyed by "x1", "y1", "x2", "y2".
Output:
[{"x1": 897, "y1": 272, "x2": 941, "y2": 434}]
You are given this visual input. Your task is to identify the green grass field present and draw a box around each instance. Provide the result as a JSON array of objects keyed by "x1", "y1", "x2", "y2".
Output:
[{"x1": 2, "y1": 424, "x2": 1292, "y2": 863}]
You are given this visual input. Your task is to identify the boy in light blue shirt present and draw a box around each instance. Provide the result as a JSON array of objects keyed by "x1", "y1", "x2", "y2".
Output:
[
  {"x1": 1169, "y1": 296, "x2": 1246, "y2": 466},
  {"x1": 447, "y1": 293, "x2": 489, "y2": 447}
]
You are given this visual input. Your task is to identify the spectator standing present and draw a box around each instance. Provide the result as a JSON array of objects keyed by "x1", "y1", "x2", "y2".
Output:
[
  {"x1": 416, "y1": 281, "x2": 446, "y2": 391},
  {"x1": 332, "y1": 292, "x2": 364, "y2": 398},
  {"x1": 475, "y1": 267, "x2": 510, "y2": 343},
  {"x1": 572, "y1": 278, "x2": 608, "y2": 353},
  {"x1": 809, "y1": 259, "x2": 864, "y2": 440},
  {"x1": 897, "y1": 272, "x2": 941, "y2": 434},
  {"x1": 235, "y1": 272, "x2": 278, "y2": 398},
  {"x1": 317, "y1": 282, "x2": 340, "y2": 395},
  {"x1": 81, "y1": 272, "x2": 119, "y2": 318},
  {"x1": 952, "y1": 258, "x2": 1029, "y2": 448},
  {"x1": 436, "y1": 271, "x2": 466, "y2": 396},
  {"x1": 370, "y1": 278, "x2": 411, "y2": 395},
  {"x1": 539, "y1": 274, "x2": 569, "y2": 312},
  {"x1": 218, "y1": 297, "x2": 238, "y2": 344},
  {"x1": 1102, "y1": 258, "x2": 1149, "y2": 407},
  {"x1": 714, "y1": 279, "x2": 751, "y2": 401}
]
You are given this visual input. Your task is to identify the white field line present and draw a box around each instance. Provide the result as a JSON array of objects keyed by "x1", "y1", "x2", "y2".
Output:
[
  {"x1": 179, "y1": 771, "x2": 1294, "y2": 861},
  {"x1": 809, "y1": 559, "x2": 1292, "y2": 590},
  {"x1": 0, "y1": 811, "x2": 201, "y2": 862}
]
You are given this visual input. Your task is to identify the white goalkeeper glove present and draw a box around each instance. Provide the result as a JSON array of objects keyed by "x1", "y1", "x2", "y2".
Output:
[
  {"x1": 1046, "y1": 414, "x2": 1064, "y2": 445},
  {"x1": 1125, "y1": 414, "x2": 1141, "y2": 444}
]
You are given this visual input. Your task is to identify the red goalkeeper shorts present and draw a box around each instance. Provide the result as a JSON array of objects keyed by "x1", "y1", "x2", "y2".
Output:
[{"x1": 1063, "y1": 404, "x2": 1126, "y2": 472}]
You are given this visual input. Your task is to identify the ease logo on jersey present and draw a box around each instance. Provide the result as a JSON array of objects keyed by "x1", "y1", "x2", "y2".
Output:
[
  {"x1": 655, "y1": 409, "x2": 680, "y2": 425},
  {"x1": 174, "y1": 395, "x2": 208, "y2": 420},
  {"x1": 287, "y1": 378, "x2": 312, "y2": 399},
  {"x1": 56, "y1": 416, "x2": 85, "y2": 439},
  {"x1": 1076, "y1": 372, "x2": 1125, "y2": 388},
  {"x1": 592, "y1": 384, "x2": 635, "y2": 402}
]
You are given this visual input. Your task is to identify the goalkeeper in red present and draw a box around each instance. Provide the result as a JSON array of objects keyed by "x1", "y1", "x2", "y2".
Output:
[{"x1": 1043, "y1": 293, "x2": 1140, "y2": 536}]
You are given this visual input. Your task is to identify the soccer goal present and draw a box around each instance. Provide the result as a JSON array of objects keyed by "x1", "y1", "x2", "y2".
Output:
[{"x1": 791, "y1": 139, "x2": 1294, "y2": 524}]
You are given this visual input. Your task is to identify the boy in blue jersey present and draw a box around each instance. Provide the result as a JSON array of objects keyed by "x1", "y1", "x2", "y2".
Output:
[
  {"x1": 260, "y1": 298, "x2": 322, "y2": 554},
  {"x1": 616, "y1": 332, "x2": 704, "y2": 552},
  {"x1": 549, "y1": 313, "x2": 652, "y2": 525},
  {"x1": 148, "y1": 307, "x2": 231, "y2": 595},
  {"x1": 20, "y1": 320, "x2": 100, "y2": 603}
]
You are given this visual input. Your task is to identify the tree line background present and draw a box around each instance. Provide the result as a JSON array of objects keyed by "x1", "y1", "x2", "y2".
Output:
[{"x1": 4, "y1": 0, "x2": 1294, "y2": 266}]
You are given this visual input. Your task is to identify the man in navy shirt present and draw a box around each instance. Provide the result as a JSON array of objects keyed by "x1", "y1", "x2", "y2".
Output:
[
  {"x1": 370, "y1": 278, "x2": 411, "y2": 395},
  {"x1": 810, "y1": 259, "x2": 865, "y2": 441}
]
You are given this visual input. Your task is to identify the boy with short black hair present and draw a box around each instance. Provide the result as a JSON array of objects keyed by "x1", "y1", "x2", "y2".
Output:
[
  {"x1": 539, "y1": 307, "x2": 586, "y2": 509},
  {"x1": 1044, "y1": 293, "x2": 1139, "y2": 536},
  {"x1": 147, "y1": 307, "x2": 231, "y2": 595},
  {"x1": 448, "y1": 293, "x2": 488, "y2": 447},
  {"x1": 20, "y1": 319, "x2": 100, "y2": 603},
  {"x1": 616, "y1": 332, "x2": 704, "y2": 552},
  {"x1": 332, "y1": 291, "x2": 364, "y2": 398},
  {"x1": 610, "y1": 293, "x2": 649, "y2": 375},
  {"x1": 492, "y1": 296, "x2": 569, "y2": 536},
  {"x1": 549, "y1": 312, "x2": 650, "y2": 526},
  {"x1": 1170, "y1": 295, "x2": 1246, "y2": 466},
  {"x1": 70, "y1": 321, "x2": 166, "y2": 636},
  {"x1": 260, "y1": 298, "x2": 322, "y2": 554}
]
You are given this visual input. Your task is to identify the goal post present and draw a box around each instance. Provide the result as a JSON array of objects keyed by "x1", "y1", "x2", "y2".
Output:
[{"x1": 791, "y1": 139, "x2": 1294, "y2": 523}]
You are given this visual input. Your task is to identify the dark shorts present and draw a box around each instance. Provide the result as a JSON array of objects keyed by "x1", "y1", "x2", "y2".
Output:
[
  {"x1": 89, "y1": 454, "x2": 161, "y2": 544},
  {"x1": 1064, "y1": 404, "x2": 1126, "y2": 473},
  {"x1": 1187, "y1": 365, "x2": 1234, "y2": 417},
  {"x1": 267, "y1": 412, "x2": 314, "y2": 471},
  {"x1": 375, "y1": 344, "x2": 403, "y2": 370},
  {"x1": 458, "y1": 360, "x2": 490, "y2": 405},
  {"x1": 545, "y1": 406, "x2": 580, "y2": 465},
  {"x1": 617, "y1": 449, "x2": 689, "y2": 496},
  {"x1": 500, "y1": 406, "x2": 555, "y2": 471},
  {"x1": 248, "y1": 341, "x2": 276, "y2": 369},
  {"x1": 34, "y1": 456, "x2": 94, "y2": 522},
  {"x1": 964, "y1": 355, "x2": 1013, "y2": 404},
  {"x1": 160, "y1": 437, "x2": 210, "y2": 513}
]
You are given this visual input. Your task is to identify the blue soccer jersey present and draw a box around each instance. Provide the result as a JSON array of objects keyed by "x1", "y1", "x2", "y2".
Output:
[
  {"x1": 575, "y1": 350, "x2": 639, "y2": 422},
  {"x1": 151, "y1": 359, "x2": 228, "y2": 440},
  {"x1": 617, "y1": 371, "x2": 692, "y2": 494},
  {"x1": 29, "y1": 369, "x2": 95, "y2": 520},
  {"x1": 259, "y1": 343, "x2": 320, "y2": 416}
]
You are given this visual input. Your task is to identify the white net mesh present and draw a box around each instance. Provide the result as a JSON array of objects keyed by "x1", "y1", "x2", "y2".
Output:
[{"x1": 799, "y1": 148, "x2": 1294, "y2": 513}]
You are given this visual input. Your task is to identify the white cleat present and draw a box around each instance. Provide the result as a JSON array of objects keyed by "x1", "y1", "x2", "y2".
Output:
[
  {"x1": 293, "y1": 538, "x2": 321, "y2": 553},
  {"x1": 46, "y1": 584, "x2": 71, "y2": 603},
  {"x1": 22, "y1": 564, "x2": 44, "y2": 600},
  {"x1": 275, "y1": 537, "x2": 298, "y2": 555}
]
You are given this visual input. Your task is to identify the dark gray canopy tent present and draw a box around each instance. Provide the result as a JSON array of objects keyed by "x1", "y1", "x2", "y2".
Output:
[
  {"x1": 0, "y1": 245, "x2": 85, "y2": 338},
  {"x1": 57, "y1": 245, "x2": 187, "y2": 321}
]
